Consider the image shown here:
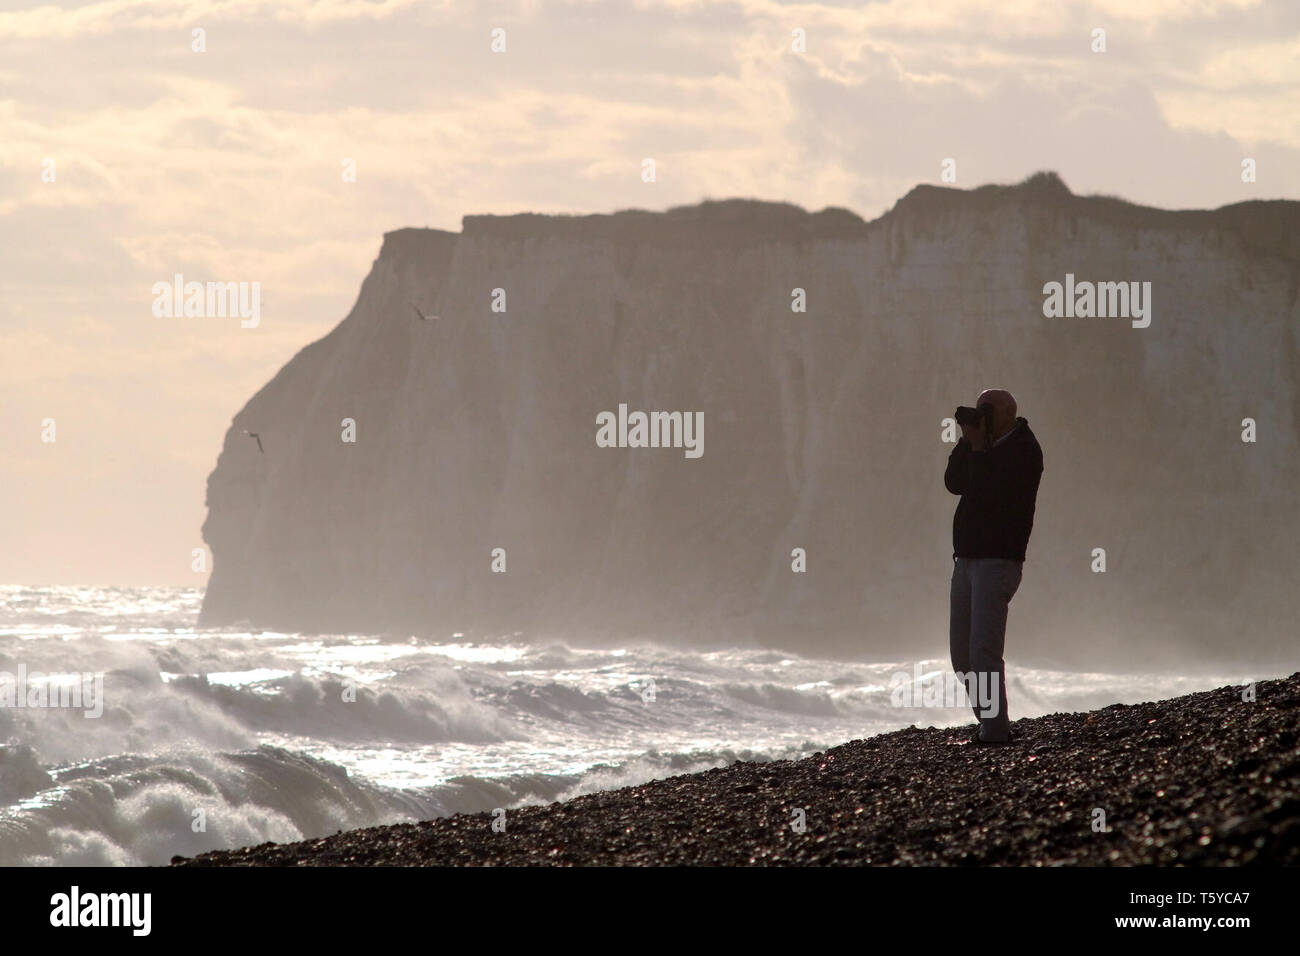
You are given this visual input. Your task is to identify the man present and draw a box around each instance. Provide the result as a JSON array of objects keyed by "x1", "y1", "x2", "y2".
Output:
[{"x1": 944, "y1": 389, "x2": 1043, "y2": 745}]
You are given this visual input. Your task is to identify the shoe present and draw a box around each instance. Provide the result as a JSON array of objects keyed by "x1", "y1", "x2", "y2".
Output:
[{"x1": 973, "y1": 728, "x2": 1013, "y2": 746}]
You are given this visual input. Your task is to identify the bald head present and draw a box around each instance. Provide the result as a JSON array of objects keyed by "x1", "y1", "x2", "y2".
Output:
[{"x1": 976, "y1": 388, "x2": 1018, "y2": 440}]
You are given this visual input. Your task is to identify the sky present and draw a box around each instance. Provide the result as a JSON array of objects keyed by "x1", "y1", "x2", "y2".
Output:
[{"x1": 2, "y1": 0, "x2": 1298, "y2": 586}]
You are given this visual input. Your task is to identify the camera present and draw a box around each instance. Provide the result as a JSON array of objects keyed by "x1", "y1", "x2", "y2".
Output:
[{"x1": 955, "y1": 402, "x2": 994, "y2": 428}]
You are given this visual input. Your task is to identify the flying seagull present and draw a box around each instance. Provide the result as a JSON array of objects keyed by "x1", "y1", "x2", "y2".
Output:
[
  {"x1": 409, "y1": 302, "x2": 438, "y2": 322},
  {"x1": 242, "y1": 429, "x2": 263, "y2": 454}
]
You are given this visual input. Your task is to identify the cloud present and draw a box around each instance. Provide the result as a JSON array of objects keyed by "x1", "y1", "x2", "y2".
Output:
[{"x1": 0, "y1": 0, "x2": 427, "y2": 40}]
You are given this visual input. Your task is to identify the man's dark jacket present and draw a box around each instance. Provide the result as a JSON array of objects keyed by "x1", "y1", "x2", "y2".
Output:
[{"x1": 943, "y1": 417, "x2": 1043, "y2": 561}]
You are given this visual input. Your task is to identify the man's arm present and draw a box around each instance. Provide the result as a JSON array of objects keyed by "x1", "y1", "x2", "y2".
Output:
[{"x1": 944, "y1": 437, "x2": 973, "y2": 495}]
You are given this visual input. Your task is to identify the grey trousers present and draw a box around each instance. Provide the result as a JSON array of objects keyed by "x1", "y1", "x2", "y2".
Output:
[{"x1": 949, "y1": 556, "x2": 1023, "y2": 742}]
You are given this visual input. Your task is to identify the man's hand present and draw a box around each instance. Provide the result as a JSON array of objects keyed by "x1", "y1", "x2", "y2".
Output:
[{"x1": 960, "y1": 421, "x2": 987, "y2": 450}]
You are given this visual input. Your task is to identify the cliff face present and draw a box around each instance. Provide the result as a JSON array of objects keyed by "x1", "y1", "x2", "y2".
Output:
[{"x1": 199, "y1": 174, "x2": 1300, "y2": 668}]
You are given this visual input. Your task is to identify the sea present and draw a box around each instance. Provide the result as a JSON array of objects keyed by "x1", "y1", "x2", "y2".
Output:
[{"x1": 0, "y1": 584, "x2": 1263, "y2": 865}]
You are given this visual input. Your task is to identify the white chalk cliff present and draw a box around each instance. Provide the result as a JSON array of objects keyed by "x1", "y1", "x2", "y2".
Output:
[{"x1": 200, "y1": 173, "x2": 1300, "y2": 669}]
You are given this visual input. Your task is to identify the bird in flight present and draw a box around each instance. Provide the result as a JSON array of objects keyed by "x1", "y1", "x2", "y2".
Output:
[
  {"x1": 242, "y1": 430, "x2": 264, "y2": 454},
  {"x1": 409, "y1": 302, "x2": 438, "y2": 322}
]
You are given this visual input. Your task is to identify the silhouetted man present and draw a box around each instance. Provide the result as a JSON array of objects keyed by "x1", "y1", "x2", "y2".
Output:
[{"x1": 944, "y1": 389, "x2": 1043, "y2": 745}]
